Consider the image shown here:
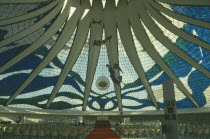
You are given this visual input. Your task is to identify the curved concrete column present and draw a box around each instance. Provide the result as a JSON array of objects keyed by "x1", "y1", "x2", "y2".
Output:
[
  {"x1": 0, "y1": 0, "x2": 59, "y2": 26},
  {"x1": 156, "y1": 0, "x2": 210, "y2": 6},
  {"x1": 148, "y1": 0, "x2": 210, "y2": 30},
  {"x1": 117, "y1": 0, "x2": 159, "y2": 110},
  {"x1": 46, "y1": 0, "x2": 91, "y2": 109},
  {"x1": 136, "y1": 0, "x2": 210, "y2": 79},
  {"x1": 0, "y1": 0, "x2": 63, "y2": 48},
  {"x1": 104, "y1": 0, "x2": 123, "y2": 112},
  {"x1": 129, "y1": 1, "x2": 199, "y2": 107},
  {"x1": 0, "y1": 0, "x2": 52, "y2": 4},
  {"x1": 82, "y1": 0, "x2": 103, "y2": 111},
  {"x1": 144, "y1": 0, "x2": 210, "y2": 51},
  {"x1": 4, "y1": 0, "x2": 71, "y2": 106}
]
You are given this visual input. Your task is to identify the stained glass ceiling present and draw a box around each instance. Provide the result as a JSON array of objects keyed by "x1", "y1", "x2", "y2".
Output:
[{"x1": 0, "y1": 0, "x2": 210, "y2": 112}]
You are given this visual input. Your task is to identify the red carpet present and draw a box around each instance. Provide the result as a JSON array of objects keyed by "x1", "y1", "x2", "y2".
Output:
[{"x1": 85, "y1": 120, "x2": 121, "y2": 139}]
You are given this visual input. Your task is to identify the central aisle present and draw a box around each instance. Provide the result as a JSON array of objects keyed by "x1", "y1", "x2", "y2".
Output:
[{"x1": 85, "y1": 120, "x2": 121, "y2": 139}]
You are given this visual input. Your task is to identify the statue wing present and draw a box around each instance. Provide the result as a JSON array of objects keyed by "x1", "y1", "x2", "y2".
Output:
[{"x1": 113, "y1": 63, "x2": 123, "y2": 73}]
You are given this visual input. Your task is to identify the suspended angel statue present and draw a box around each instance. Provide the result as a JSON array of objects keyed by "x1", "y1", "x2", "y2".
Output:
[
  {"x1": 93, "y1": 35, "x2": 112, "y2": 46},
  {"x1": 106, "y1": 64, "x2": 124, "y2": 85}
]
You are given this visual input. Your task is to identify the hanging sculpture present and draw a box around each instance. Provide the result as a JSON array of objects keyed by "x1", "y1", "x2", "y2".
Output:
[{"x1": 106, "y1": 64, "x2": 124, "y2": 85}]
